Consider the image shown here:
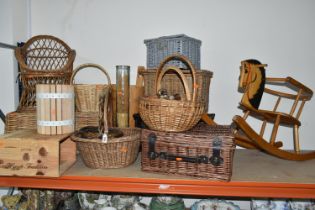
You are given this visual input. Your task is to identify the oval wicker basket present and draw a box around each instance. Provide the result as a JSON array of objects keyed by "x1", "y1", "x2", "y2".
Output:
[
  {"x1": 71, "y1": 88, "x2": 141, "y2": 169},
  {"x1": 71, "y1": 127, "x2": 141, "y2": 169},
  {"x1": 71, "y1": 63, "x2": 111, "y2": 112},
  {"x1": 139, "y1": 54, "x2": 206, "y2": 132}
]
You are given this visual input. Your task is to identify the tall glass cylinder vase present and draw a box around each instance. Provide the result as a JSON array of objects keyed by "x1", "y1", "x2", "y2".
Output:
[{"x1": 116, "y1": 65, "x2": 130, "y2": 128}]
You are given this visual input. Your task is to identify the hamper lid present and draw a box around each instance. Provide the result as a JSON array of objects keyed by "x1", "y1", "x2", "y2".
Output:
[{"x1": 144, "y1": 34, "x2": 202, "y2": 45}]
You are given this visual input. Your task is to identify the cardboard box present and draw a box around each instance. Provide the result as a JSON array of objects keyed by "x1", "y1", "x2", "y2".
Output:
[{"x1": 0, "y1": 130, "x2": 76, "y2": 177}]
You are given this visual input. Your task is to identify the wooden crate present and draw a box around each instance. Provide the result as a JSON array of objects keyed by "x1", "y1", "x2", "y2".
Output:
[{"x1": 0, "y1": 130, "x2": 76, "y2": 177}]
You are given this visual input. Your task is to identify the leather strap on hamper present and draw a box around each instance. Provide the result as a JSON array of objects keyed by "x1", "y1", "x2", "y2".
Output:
[{"x1": 147, "y1": 133, "x2": 224, "y2": 166}]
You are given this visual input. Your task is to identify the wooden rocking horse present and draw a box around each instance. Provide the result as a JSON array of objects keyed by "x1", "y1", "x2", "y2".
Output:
[{"x1": 232, "y1": 59, "x2": 315, "y2": 160}]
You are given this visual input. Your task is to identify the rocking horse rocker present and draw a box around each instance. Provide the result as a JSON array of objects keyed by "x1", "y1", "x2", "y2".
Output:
[{"x1": 232, "y1": 59, "x2": 315, "y2": 160}]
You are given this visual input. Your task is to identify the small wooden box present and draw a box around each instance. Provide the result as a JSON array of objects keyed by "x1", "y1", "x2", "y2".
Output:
[{"x1": 0, "y1": 130, "x2": 76, "y2": 177}]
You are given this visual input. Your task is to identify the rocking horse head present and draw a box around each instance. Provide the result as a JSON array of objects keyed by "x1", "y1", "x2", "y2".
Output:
[{"x1": 239, "y1": 59, "x2": 267, "y2": 109}]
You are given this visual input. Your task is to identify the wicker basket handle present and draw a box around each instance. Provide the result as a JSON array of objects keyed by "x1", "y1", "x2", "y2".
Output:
[
  {"x1": 155, "y1": 54, "x2": 197, "y2": 101},
  {"x1": 70, "y1": 63, "x2": 112, "y2": 85},
  {"x1": 156, "y1": 66, "x2": 192, "y2": 101},
  {"x1": 98, "y1": 88, "x2": 110, "y2": 140}
]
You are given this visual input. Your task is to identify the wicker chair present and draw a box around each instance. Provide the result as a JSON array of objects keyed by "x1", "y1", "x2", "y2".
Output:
[{"x1": 15, "y1": 35, "x2": 76, "y2": 110}]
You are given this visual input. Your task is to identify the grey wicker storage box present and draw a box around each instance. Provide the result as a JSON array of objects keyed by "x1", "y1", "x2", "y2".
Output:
[{"x1": 144, "y1": 34, "x2": 201, "y2": 69}]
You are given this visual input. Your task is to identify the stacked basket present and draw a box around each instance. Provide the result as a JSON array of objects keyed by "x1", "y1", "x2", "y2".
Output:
[
  {"x1": 139, "y1": 54, "x2": 206, "y2": 132},
  {"x1": 140, "y1": 36, "x2": 235, "y2": 181}
]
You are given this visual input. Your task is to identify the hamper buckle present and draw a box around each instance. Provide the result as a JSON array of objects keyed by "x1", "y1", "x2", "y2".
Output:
[
  {"x1": 148, "y1": 133, "x2": 158, "y2": 160},
  {"x1": 209, "y1": 137, "x2": 224, "y2": 166}
]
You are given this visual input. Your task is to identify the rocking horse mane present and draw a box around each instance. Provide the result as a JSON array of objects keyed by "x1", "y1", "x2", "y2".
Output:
[{"x1": 242, "y1": 59, "x2": 266, "y2": 109}]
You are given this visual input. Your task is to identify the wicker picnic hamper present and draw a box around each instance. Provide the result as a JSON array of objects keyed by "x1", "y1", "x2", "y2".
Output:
[
  {"x1": 71, "y1": 88, "x2": 141, "y2": 169},
  {"x1": 141, "y1": 123, "x2": 235, "y2": 181},
  {"x1": 139, "y1": 54, "x2": 206, "y2": 132},
  {"x1": 15, "y1": 35, "x2": 76, "y2": 110},
  {"x1": 71, "y1": 63, "x2": 112, "y2": 112}
]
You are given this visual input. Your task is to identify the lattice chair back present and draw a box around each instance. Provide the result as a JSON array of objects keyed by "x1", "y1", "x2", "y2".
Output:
[{"x1": 15, "y1": 35, "x2": 76, "y2": 110}]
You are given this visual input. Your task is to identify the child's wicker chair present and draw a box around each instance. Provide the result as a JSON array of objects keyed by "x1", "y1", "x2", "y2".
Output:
[{"x1": 15, "y1": 35, "x2": 76, "y2": 110}]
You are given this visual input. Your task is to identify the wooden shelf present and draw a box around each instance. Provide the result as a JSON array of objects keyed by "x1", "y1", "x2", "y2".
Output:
[{"x1": 1, "y1": 150, "x2": 315, "y2": 199}]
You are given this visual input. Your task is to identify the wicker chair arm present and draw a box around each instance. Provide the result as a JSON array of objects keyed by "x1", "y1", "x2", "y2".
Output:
[{"x1": 61, "y1": 49, "x2": 76, "y2": 72}]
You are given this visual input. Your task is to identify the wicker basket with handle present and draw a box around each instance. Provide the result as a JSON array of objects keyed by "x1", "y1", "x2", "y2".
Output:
[
  {"x1": 71, "y1": 63, "x2": 112, "y2": 112},
  {"x1": 139, "y1": 54, "x2": 206, "y2": 132},
  {"x1": 138, "y1": 67, "x2": 212, "y2": 112},
  {"x1": 70, "y1": 88, "x2": 141, "y2": 169}
]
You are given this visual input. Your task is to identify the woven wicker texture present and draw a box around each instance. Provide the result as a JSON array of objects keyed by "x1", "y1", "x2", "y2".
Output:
[
  {"x1": 141, "y1": 123, "x2": 235, "y2": 181},
  {"x1": 144, "y1": 34, "x2": 201, "y2": 69},
  {"x1": 5, "y1": 111, "x2": 100, "y2": 133},
  {"x1": 15, "y1": 35, "x2": 76, "y2": 110},
  {"x1": 71, "y1": 63, "x2": 112, "y2": 112},
  {"x1": 5, "y1": 111, "x2": 36, "y2": 133},
  {"x1": 139, "y1": 54, "x2": 206, "y2": 132},
  {"x1": 75, "y1": 112, "x2": 99, "y2": 131},
  {"x1": 138, "y1": 68, "x2": 212, "y2": 112},
  {"x1": 71, "y1": 88, "x2": 141, "y2": 169},
  {"x1": 71, "y1": 127, "x2": 141, "y2": 169}
]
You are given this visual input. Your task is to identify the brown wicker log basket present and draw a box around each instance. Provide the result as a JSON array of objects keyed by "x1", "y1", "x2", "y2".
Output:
[
  {"x1": 139, "y1": 54, "x2": 206, "y2": 132},
  {"x1": 71, "y1": 87, "x2": 141, "y2": 169}
]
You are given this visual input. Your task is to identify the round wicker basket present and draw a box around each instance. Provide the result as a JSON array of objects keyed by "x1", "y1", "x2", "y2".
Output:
[
  {"x1": 139, "y1": 54, "x2": 205, "y2": 132},
  {"x1": 71, "y1": 127, "x2": 141, "y2": 169}
]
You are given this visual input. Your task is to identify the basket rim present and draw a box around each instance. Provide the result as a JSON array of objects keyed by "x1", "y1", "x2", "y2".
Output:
[
  {"x1": 71, "y1": 134, "x2": 140, "y2": 144},
  {"x1": 138, "y1": 68, "x2": 213, "y2": 76},
  {"x1": 139, "y1": 95, "x2": 206, "y2": 104},
  {"x1": 70, "y1": 127, "x2": 141, "y2": 144},
  {"x1": 72, "y1": 84, "x2": 112, "y2": 87},
  {"x1": 144, "y1": 34, "x2": 202, "y2": 44}
]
